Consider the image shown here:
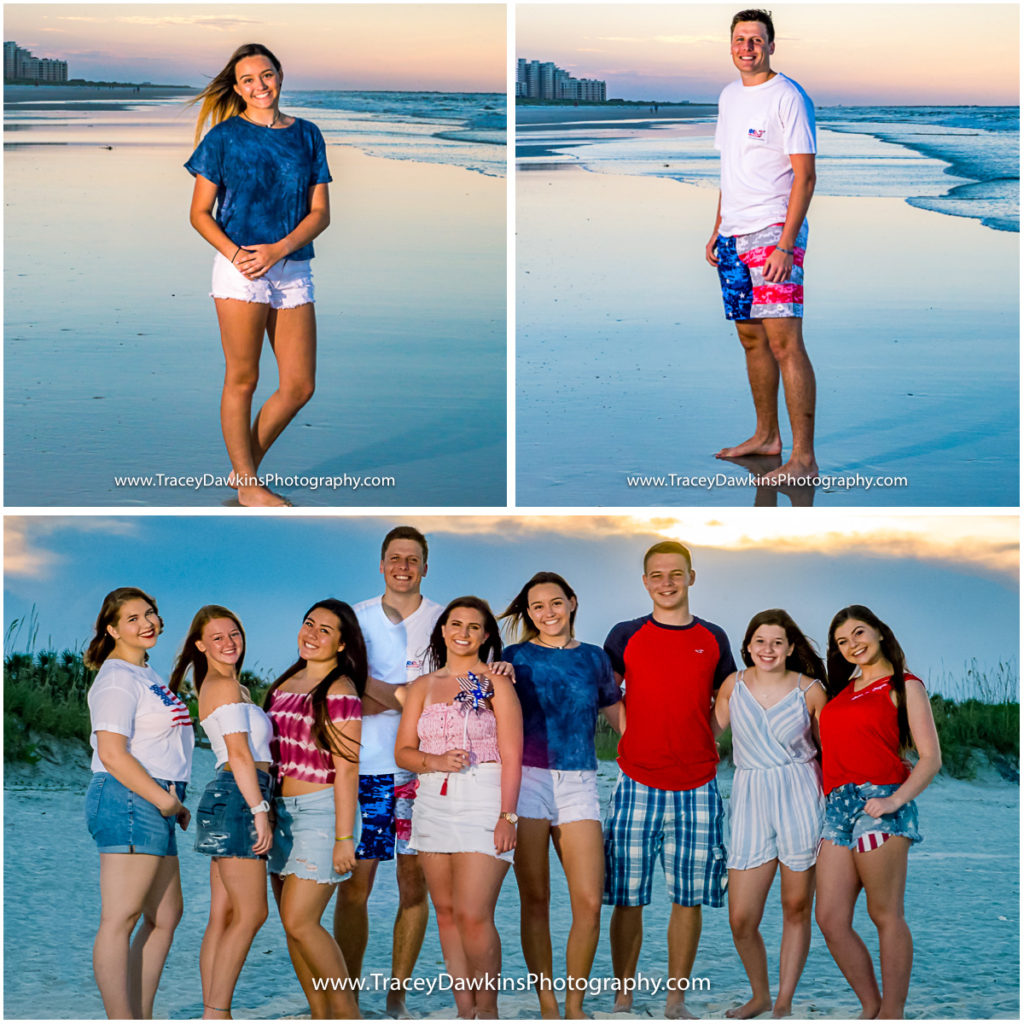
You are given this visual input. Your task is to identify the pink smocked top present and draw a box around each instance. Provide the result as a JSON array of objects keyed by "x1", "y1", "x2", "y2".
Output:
[
  {"x1": 268, "y1": 689, "x2": 361, "y2": 784},
  {"x1": 417, "y1": 702, "x2": 501, "y2": 766}
]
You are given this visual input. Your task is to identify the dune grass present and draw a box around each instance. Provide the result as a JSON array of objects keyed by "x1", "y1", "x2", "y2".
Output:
[{"x1": 594, "y1": 660, "x2": 1018, "y2": 781}]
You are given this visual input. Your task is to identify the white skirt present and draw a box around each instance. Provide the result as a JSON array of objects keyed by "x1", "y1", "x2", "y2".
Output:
[{"x1": 411, "y1": 763, "x2": 513, "y2": 862}]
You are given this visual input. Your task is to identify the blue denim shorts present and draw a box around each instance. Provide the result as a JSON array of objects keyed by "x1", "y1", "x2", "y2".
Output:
[
  {"x1": 268, "y1": 787, "x2": 362, "y2": 884},
  {"x1": 821, "y1": 782, "x2": 922, "y2": 850},
  {"x1": 85, "y1": 772, "x2": 186, "y2": 856},
  {"x1": 195, "y1": 768, "x2": 275, "y2": 860}
]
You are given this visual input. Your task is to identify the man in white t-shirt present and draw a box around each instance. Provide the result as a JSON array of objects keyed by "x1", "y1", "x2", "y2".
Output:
[
  {"x1": 706, "y1": 9, "x2": 818, "y2": 486},
  {"x1": 333, "y1": 525, "x2": 443, "y2": 1017}
]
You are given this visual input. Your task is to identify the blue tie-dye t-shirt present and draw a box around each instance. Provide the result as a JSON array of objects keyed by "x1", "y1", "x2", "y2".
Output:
[
  {"x1": 185, "y1": 116, "x2": 331, "y2": 262},
  {"x1": 506, "y1": 641, "x2": 622, "y2": 771}
]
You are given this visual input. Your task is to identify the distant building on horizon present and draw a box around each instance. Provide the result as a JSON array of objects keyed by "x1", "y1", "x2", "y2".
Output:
[
  {"x1": 517, "y1": 58, "x2": 606, "y2": 102},
  {"x1": 4, "y1": 41, "x2": 68, "y2": 83}
]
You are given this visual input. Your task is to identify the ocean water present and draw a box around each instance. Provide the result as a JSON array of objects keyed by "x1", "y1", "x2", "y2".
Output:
[
  {"x1": 517, "y1": 105, "x2": 1019, "y2": 232},
  {"x1": 4, "y1": 90, "x2": 506, "y2": 176}
]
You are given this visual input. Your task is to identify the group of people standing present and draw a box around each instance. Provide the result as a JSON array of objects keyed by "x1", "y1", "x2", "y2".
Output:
[{"x1": 84, "y1": 528, "x2": 940, "y2": 1020}]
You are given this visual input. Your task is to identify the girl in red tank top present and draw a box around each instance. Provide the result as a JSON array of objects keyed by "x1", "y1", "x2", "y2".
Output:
[{"x1": 815, "y1": 605, "x2": 941, "y2": 1020}]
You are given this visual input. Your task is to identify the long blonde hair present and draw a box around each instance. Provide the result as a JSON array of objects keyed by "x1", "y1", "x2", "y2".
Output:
[{"x1": 191, "y1": 43, "x2": 282, "y2": 144}]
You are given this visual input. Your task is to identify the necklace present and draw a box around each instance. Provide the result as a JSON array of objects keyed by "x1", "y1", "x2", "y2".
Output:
[
  {"x1": 534, "y1": 635, "x2": 572, "y2": 650},
  {"x1": 242, "y1": 109, "x2": 281, "y2": 129}
]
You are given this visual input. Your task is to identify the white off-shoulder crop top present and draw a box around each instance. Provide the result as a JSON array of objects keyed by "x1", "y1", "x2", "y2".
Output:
[{"x1": 201, "y1": 701, "x2": 274, "y2": 769}]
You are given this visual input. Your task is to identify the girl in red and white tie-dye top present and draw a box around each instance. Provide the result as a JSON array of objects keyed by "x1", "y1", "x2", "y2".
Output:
[{"x1": 262, "y1": 599, "x2": 365, "y2": 1019}]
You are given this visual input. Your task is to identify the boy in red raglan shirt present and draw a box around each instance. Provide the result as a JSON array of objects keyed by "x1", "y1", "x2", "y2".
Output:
[{"x1": 603, "y1": 541, "x2": 735, "y2": 1017}]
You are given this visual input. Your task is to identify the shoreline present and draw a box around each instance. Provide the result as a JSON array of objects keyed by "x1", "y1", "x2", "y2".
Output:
[
  {"x1": 517, "y1": 102, "x2": 716, "y2": 125},
  {"x1": 4, "y1": 83, "x2": 195, "y2": 105}
]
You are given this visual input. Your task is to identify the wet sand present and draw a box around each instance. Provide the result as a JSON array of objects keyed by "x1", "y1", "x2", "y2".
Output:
[
  {"x1": 4, "y1": 101, "x2": 506, "y2": 506},
  {"x1": 516, "y1": 165, "x2": 1018, "y2": 506}
]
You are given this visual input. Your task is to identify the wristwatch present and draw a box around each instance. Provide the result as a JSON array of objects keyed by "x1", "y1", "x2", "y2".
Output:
[
  {"x1": 500, "y1": 811, "x2": 519, "y2": 826},
  {"x1": 249, "y1": 800, "x2": 272, "y2": 815}
]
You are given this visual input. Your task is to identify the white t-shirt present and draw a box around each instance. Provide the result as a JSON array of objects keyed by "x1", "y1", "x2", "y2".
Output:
[
  {"x1": 355, "y1": 594, "x2": 443, "y2": 775},
  {"x1": 201, "y1": 701, "x2": 274, "y2": 769},
  {"x1": 714, "y1": 72, "x2": 816, "y2": 236},
  {"x1": 88, "y1": 659, "x2": 195, "y2": 781}
]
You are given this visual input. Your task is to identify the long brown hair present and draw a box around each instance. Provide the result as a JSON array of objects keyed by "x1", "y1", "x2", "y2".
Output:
[
  {"x1": 741, "y1": 609, "x2": 826, "y2": 682},
  {"x1": 427, "y1": 597, "x2": 503, "y2": 671},
  {"x1": 190, "y1": 43, "x2": 282, "y2": 144},
  {"x1": 84, "y1": 587, "x2": 163, "y2": 672},
  {"x1": 263, "y1": 600, "x2": 367, "y2": 763},
  {"x1": 168, "y1": 605, "x2": 246, "y2": 696},
  {"x1": 826, "y1": 605, "x2": 911, "y2": 752},
  {"x1": 499, "y1": 571, "x2": 578, "y2": 642}
]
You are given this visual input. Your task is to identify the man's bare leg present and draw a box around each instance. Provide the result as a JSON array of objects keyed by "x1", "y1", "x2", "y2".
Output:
[
  {"x1": 609, "y1": 905, "x2": 644, "y2": 1012},
  {"x1": 389, "y1": 853, "x2": 429, "y2": 1018},
  {"x1": 716, "y1": 319, "x2": 783, "y2": 458},
  {"x1": 665, "y1": 903, "x2": 702, "y2": 1019},
  {"x1": 761, "y1": 316, "x2": 817, "y2": 482}
]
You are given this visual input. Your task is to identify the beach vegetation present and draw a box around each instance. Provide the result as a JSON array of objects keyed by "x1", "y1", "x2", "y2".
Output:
[{"x1": 3, "y1": 612, "x2": 274, "y2": 763}]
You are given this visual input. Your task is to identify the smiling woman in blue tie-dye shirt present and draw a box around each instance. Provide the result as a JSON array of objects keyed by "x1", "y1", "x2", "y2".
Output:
[
  {"x1": 500, "y1": 572, "x2": 624, "y2": 1019},
  {"x1": 186, "y1": 43, "x2": 332, "y2": 508}
]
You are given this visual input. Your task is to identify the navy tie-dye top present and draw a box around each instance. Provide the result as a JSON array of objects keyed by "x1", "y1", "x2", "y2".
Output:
[
  {"x1": 185, "y1": 116, "x2": 331, "y2": 262},
  {"x1": 506, "y1": 641, "x2": 622, "y2": 771}
]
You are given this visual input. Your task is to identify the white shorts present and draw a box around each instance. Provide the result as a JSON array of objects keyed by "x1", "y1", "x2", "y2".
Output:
[
  {"x1": 210, "y1": 252, "x2": 314, "y2": 308},
  {"x1": 517, "y1": 766, "x2": 601, "y2": 826},
  {"x1": 411, "y1": 764, "x2": 513, "y2": 863}
]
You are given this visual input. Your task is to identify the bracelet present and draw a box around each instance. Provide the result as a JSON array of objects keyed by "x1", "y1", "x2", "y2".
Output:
[
  {"x1": 775, "y1": 244, "x2": 794, "y2": 255},
  {"x1": 335, "y1": 835, "x2": 353, "y2": 843},
  {"x1": 231, "y1": 245, "x2": 241, "y2": 264}
]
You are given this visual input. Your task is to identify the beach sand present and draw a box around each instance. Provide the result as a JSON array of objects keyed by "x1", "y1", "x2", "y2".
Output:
[
  {"x1": 4, "y1": 102, "x2": 505, "y2": 506},
  {"x1": 516, "y1": 166, "x2": 1018, "y2": 506},
  {"x1": 4, "y1": 749, "x2": 1018, "y2": 1020}
]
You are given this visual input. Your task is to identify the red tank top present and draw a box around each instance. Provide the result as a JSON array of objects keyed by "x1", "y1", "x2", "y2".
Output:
[{"x1": 819, "y1": 673, "x2": 919, "y2": 796}]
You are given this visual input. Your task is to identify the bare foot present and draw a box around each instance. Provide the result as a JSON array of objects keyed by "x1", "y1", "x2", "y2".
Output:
[
  {"x1": 715, "y1": 434, "x2": 782, "y2": 459},
  {"x1": 771, "y1": 1002, "x2": 792, "y2": 1019},
  {"x1": 386, "y1": 996, "x2": 413, "y2": 1019},
  {"x1": 565, "y1": 1008, "x2": 590, "y2": 1019},
  {"x1": 237, "y1": 485, "x2": 292, "y2": 507},
  {"x1": 663, "y1": 1001, "x2": 698, "y2": 1020},
  {"x1": 726, "y1": 996, "x2": 772, "y2": 1019},
  {"x1": 611, "y1": 995, "x2": 634, "y2": 1015},
  {"x1": 758, "y1": 456, "x2": 819, "y2": 486}
]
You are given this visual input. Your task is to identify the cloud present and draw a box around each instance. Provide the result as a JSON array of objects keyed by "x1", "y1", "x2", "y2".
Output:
[
  {"x1": 378, "y1": 515, "x2": 1018, "y2": 586},
  {"x1": 4, "y1": 518, "x2": 140, "y2": 580},
  {"x1": 594, "y1": 34, "x2": 720, "y2": 45},
  {"x1": 58, "y1": 14, "x2": 263, "y2": 29}
]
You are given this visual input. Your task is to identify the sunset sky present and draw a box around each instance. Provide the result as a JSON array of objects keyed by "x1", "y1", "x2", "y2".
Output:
[
  {"x1": 5, "y1": 514, "x2": 1017, "y2": 698},
  {"x1": 3, "y1": 4, "x2": 505, "y2": 91},
  {"x1": 517, "y1": 3, "x2": 1019, "y2": 104}
]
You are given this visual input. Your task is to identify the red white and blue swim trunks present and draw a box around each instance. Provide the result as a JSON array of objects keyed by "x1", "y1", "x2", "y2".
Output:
[{"x1": 716, "y1": 221, "x2": 807, "y2": 320}]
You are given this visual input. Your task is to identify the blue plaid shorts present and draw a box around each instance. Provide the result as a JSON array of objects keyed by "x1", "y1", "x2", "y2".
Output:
[{"x1": 603, "y1": 772, "x2": 727, "y2": 908}]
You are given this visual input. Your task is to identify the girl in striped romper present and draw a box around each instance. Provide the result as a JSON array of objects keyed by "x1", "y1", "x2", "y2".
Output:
[{"x1": 712, "y1": 609, "x2": 827, "y2": 1020}]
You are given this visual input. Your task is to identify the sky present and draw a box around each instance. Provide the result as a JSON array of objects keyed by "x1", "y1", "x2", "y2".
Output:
[
  {"x1": 516, "y1": 3, "x2": 1020, "y2": 104},
  {"x1": 4, "y1": 513, "x2": 1018, "y2": 700},
  {"x1": 3, "y1": 4, "x2": 505, "y2": 91}
]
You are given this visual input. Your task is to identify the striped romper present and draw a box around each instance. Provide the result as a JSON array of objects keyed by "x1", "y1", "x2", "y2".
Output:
[{"x1": 727, "y1": 672, "x2": 825, "y2": 872}]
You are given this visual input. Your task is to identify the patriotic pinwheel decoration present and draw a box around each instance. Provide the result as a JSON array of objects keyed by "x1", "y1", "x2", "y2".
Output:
[{"x1": 454, "y1": 671, "x2": 494, "y2": 712}]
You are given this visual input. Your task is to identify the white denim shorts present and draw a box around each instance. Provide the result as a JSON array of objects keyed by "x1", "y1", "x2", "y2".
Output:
[
  {"x1": 517, "y1": 766, "x2": 601, "y2": 826},
  {"x1": 411, "y1": 764, "x2": 513, "y2": 863},
  {"x1": 210, "y1": 252, "x2": 314, "y2": 308}
]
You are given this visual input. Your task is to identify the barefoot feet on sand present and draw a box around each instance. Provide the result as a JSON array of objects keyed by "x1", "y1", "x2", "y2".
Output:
[
  {"x1": 726, "y1": 996, "x2": 773, "y2": 1019},
  {"x1": 715, "y1": 434, "x2": 783, "y2": 459},
  {"x1": 664, "y1": 1000, "x2": 698, "y2": 1019},
  {"x1": 236, "y1": 484, "x2": 292, "y2": 507}
]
